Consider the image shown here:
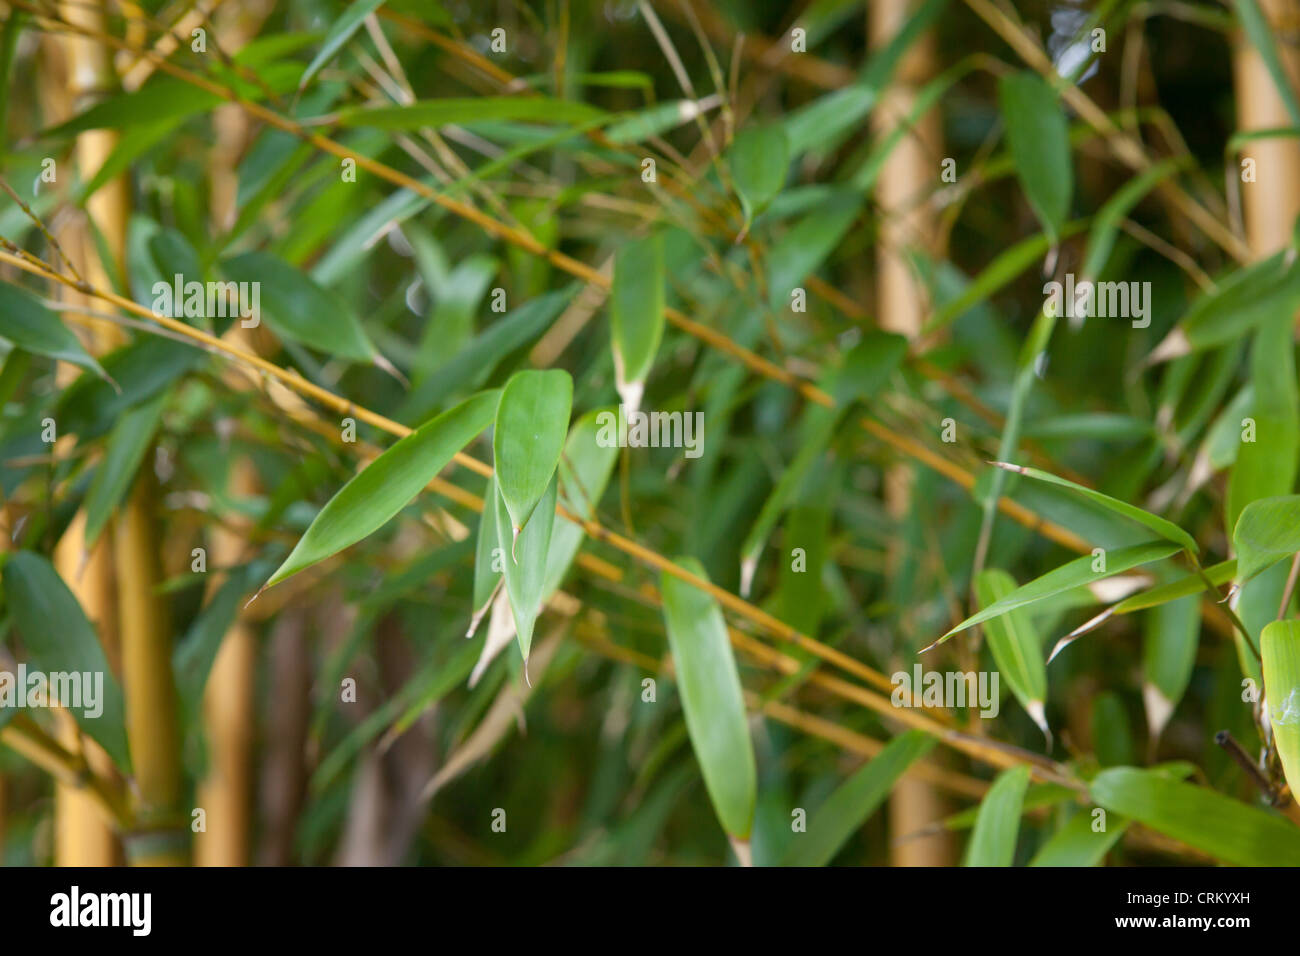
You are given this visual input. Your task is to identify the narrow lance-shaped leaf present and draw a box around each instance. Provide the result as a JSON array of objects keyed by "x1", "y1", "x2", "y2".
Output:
[
  {"x1": 1232, "y1": 0, "x2": 1300, "y2": 128},
  {"x1": 660, "y1": 557, "x2": 757, "y2": 845},
  {"x1": 335, "y1": 97, "x2": 605, "y2": 129},
  {"x1": 0, "y1": 281, "x2": 110, "y2": 382},
  {"x1": 729, "y1": 124, "x2": 789, "y2": 230},
  {"x1": 610, "y1": 235, "x2": 665, "y2": 413},
  {"x1": 998, "y1": 71, "x2": 1072, "y2": 242},
  {"x1": 493, "y1": 368, "x2": 572, "y2": 536},
  {"x1": 963, "y1": 765, "x2": 1031, "y2": 866},
  {"x1": 81, "y1": 390, "x2": 168, "y2": 549},
  {"x1": 975, "y1": 569, "x2": 1049, "y2": 742},
  {"x1": 220, "y1": 251, "x2": 397, "y2": 376},
  {"x1": 784, "y1": 731, "x2": 935, "y2": 866},
  {"x1": 298, "y1": 0, "x2": 385, "y2": 93},
  {"x1": 494, "y1": 474, "x2": 556, "y2": 670},
  {"x1": 1091, "y1": 766, "x2": 1300, "y2": 866},
  {"x1": 934, "y1": 540, "x2": 1182, "y2": 647},
  {"x1": 1262, "y1": 620, "x2": 1300, "y2": 801},
  {"x1": 467, "y1": 474, "x2": 503, "y2": 638},
  {"x1": 264, "y1": 389, "x2": 499, "y2": 589},
  {"x1": 989, "y1": 461, "x2": 1198, "y2": 553},
  {"x1": 2, "y1": 552, "x2": 131, "y2": 769},
  {"x1": 1028, "y1": 810, "x2": 1128, "y2": 867},
  {"x1": 1141, "y1": 590, "x2": 1200, "y2": 744}
]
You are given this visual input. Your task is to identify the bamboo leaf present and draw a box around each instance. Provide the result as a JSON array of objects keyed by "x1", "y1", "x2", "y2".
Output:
[
  {"x1": 265, "y1": 389, "x2": 499, "y2": 588},
  {"x1": 963, "y1": 765, "x2": 1031, "y2": 866},
  {"x1": 469, "y1": 474, "x2": 502, "y2": 635},
  {"x1": 543, "y1": 408, "x2": 620, "y2": 597},
  {"x1": 81, "y1": 390, "x2": 167, "y2": 549},
  {"x1": 493, "y1": 368, "x2": 572, "y2": 535},
  {"x1": 660, "y1": 557, "x2": 757, "y2": 842},
  {"x1": 0, "y1": 281, "x2": 109, "y2": 380},
  {"x1": 2, "y1": 552, "x2": 130, "y2": 769},
  {"x1": 220, "y1": 251, "x2": 384, "y2": 366},
  {"x1": 1028, "y1": 810, "x2": 1128, "y2": 867},
  {"x1": 1232, "y1": 0, "x2": 1300, "y2": 128},
  {"x1": 494, "y1": 474, "x2": 556, "y2": 667},
  {"x1": 1080, "y1": 159, "x2": 1187, "y2": 280},
  {"x1": 1262, "y1": 620, "x2": 1300, "y2": 800},
  {"x1": 937, "y1": 541, "x2": 1182, "y2": 645},
  {"x1": 336, "y1": 97, "x2": 604, "y2": 129},
  {"x1": 1232, "y1": 495, "x2": 1300, "y2": 583},
  {"x1": 998, "y1": 72, "x2": 1072, "y2": 242},
  {"x1": 298, "y1": 0, "x2": 385, "y2": 93},
  {"x1": 765, "y1": 195, "x2": 863, "y2": 308},
  {"x1": 1091, "y1": 766, "x2": 1300, "y2": 865},
  {"x1": 610, "y1": 234, "x2": 665, "y2": 412},
  {"x1": 975, "y1": 569, "x2": 1048, "y2": 740},
  {"x1": 989, "y1": 462, "x2": 1198, "y2": 553},
  {"x1": 1141, "y1": 589, "x2": 1200, "y2": 743},
  {"x1": 784, "y1": 730, "x2": 935, "y2": 866},
  {"x1": 729, "y1": 124, "x2": 789, "y2": 227}
]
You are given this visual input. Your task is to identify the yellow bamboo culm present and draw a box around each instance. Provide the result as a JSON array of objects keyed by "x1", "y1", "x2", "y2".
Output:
[
  {"x1": 870, "y1": 0, "x2": 959, "y2": 867},
  {"x1": 114, "y1": 473, "x2": 187, "y2": 865}
]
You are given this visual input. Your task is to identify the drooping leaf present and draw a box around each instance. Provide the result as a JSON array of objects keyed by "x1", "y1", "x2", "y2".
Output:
[
  {"x1": 2, "y1": 552, "x2": 130, "y2": 769},
  {"x1": 660, "y1": 557, "x2": 757, "y2": 842},
  {"x1": 264, "y1": 389, "x2": 499, "y2": 588},
  {"x1": 729, "y1": 124, "x2": 789, "y2": 227},
  {"x1": 220, "y1": 251, "x2": 382, "y2": 365},
  {"x1": 975, "y1": 569, "x2": 1048, "y2": 741},
  {"x1": 1091, "y1": 766, "x2": 1300, "y2": 866},
  {"x1": 1140, "y1": 589, "x2": 1200, "y2": 743},
  {"x1": 0, "y1": 281, "x2": 108, "y2": 380},
  {"x1": 998, "y1": 71, "x2": 1072, "y2": 242},
  {"x1": 81, "y1": 390, "x2": 168, "y2": 549},
  {"x1": 610, "y1": 234, "x2": 665, "y2": 412},
  {"x1": 494, "y1": 474, "x2": 556, "y2": 667},
  {"x1": 963, "y1": 765, "x2": 1031, "y2": 866},
  {"x1": 335, "y1": 97, "x2": 604, "y2": 129},
  {"x1": 493, "y1": 368, "x2": 572, "y2": 535}
]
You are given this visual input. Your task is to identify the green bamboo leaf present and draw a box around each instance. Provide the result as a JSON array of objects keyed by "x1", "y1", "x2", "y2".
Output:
[
  {"x1": 298, "y1": 0, "x2": 385, "y2": 93},
  {"x1": 1149, "y1": 251, "x2": 1300, "y2": 361},
  {"x1": 1113, "y1": 559, "x2": 1235, "y2": 614},
  {"x1": 1028, "y1": 810, "x2": 1128, "y2": 867},
  {"x1": 998, "y1": 71, "x2": 1072, "y2": 242},
  {"x1": 1091, "y1": 766, "x2": 1300, "y2": 865},
  {"x1": 264, "y1": 389, "x2": 499, "y2": 589},
  {"x1": 468, "y1": 474, "x2": 503, "y2": 636},
  {"x1": 729, "y1": 124, "x2": 789, "y2": 226},
  {"x1": 989, "y1": 462, "x2": 1198, "y2": 553},
  {"x1": 0, "y1": 281, "x2": 109, "y2": 381},
  {"x1": 936, "y1": 541, "x2": 1181, "y2": 646},
  {"x1": 1262, "y1": 620, "x2": 1300, "y2": 800},
  {"x1": 975, "y1": 569, "x2": 1049, "y2": 741},
  {"x1": 602, "y1": 99, "x2": 710, "y2": 144},
  {"x1": 2, "y1": 552, "x2": 130, "y2": 769},
  {"x1": 765, "y1": 195, "x2": 863, "y2": 308},
  {"x1": 493, "y1": 368, "x2": 572, "y2": 535},
  {"x1": 1227, "y1": 317, "x2": 1300, "y2": 532},
  {"x1": 660, "y1": 557, "x2": 757, "y2": 843},
  {"x1": 1232, "y1": 495, "x2": 1300, "y2": 583},
  {"x1": 963, "y1": 765, "x2": 1031, "y2": 866},
  {"x1": 494, "y1": 474, "x2": 556, "y2": 668},
  {"x1": 219, "y1": 251, "x2": 391, "y2": 371},
  {"x1": 1141, "y1": 589, "x2": 1200, "y2": 742},
  {"x1": 543, "y1": 408, "x2": 620, "y2": 597},
  {"x1": 336, "y1": 97, "x2": 605, "y2": 129},
  {"x1": 785, "y1": 730, "x2": 935, "y2": 866},
  {"x1": 610, "y1": 234, "x2": 665, "y2": 411},
  {"x1": 82, "y1": 390, "x2": 168, "y2": 549},
  {"x1": 1080, "y1": 159, "x2": 1187, "y2": 280}
]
